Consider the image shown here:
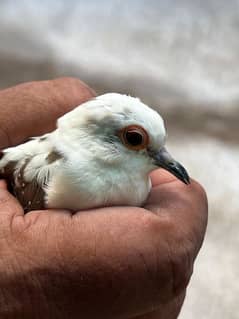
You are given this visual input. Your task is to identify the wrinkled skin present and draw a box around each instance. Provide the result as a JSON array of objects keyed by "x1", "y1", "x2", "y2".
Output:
[{"x1": 0, "y1": 78, "x2": 208, "y2": 319}]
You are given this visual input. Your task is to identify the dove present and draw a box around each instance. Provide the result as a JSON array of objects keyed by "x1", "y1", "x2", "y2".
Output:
[{"x1": 0, "y1": 93, "x2": 189, "y2": 213}]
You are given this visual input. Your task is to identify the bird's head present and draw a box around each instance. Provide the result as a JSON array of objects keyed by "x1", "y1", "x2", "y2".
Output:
[{"x1": 57, "y1": 93, "x2": 190, "y2": 184}]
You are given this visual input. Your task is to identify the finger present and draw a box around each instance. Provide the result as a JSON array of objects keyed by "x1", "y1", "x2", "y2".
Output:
[
  {"x1": 145, "y1": 173, "x2": 208, "y2": 258},
  {"x1": 0, "y1": 77, "x2": 96, "y2": 148},
  {"x1": 0, "y1": 179, "x2": 24, "y2": 221},
  {"x1": 150, "y1": 169, "x2": 180, "y2": 186}
]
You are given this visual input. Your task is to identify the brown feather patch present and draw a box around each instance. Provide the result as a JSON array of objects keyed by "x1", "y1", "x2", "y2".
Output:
[
  {"x1": 1, "y1": 158, "x2": 45, "y2": 213},
  {"x1": 46, "y1": 150, "x2": 62, "y2": 164}
]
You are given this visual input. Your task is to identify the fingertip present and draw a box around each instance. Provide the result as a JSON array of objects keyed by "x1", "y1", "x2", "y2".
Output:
[
  {"x1": 150, "y1": 169, "x2": 178, "y2": 186},
  {"x1": 146, "y1": 173, "x2": 208, "y2": 224},
  {"x1": 149, "y1": 170, "x2": 208, "y2": 207}
]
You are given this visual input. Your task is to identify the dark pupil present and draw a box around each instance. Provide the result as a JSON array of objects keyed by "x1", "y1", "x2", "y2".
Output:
[{"x1": 125, "y1": 131, "x2": 143, "y2": 146}]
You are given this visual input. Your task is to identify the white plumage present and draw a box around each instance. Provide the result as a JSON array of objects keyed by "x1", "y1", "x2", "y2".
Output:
[{"x1": 0, "y1": 93, "x2": 189, "y2": 212}]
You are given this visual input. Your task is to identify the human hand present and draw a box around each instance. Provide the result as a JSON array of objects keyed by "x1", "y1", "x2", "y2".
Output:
[{"x1": 0, "y1": 78, "x2": 208, "y2": 319}]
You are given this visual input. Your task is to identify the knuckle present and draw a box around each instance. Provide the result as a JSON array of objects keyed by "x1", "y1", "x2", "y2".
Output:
[{"x1": 136, "y1": 208, "x2": 172, "y2": 233}]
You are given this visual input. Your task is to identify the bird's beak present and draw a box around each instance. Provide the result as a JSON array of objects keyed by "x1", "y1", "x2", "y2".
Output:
[{"x1": 149, "y1": 147, "x2": 190, "y2": 185}]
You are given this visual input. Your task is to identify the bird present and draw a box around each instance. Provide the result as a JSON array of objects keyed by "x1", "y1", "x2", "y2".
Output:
[{"x1": 0, "y1": 93, "x2": 190, "y2": 213}]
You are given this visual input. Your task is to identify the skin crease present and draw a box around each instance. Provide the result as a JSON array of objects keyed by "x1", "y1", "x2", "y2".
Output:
[{"x1": 0, "y1": 78, "x2": 208, "y2": 319}]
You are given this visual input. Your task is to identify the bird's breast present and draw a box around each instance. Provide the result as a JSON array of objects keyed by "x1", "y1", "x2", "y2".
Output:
[{"x1": 45, "y1": 168, "x2": 151, "y2": 211}]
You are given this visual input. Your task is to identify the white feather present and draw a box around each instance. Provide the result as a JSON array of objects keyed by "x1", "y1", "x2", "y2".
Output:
[{"x1": 0, "y1": 93, "x2": 167, "y2": 211}]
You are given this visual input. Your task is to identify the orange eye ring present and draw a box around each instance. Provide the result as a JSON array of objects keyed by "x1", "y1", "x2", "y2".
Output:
[{"x1": 118, "y1": 125, "x2": 149, "y2": 150}]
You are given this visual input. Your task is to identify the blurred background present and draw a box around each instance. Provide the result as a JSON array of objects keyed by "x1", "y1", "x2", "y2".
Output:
[{"x1": 0, "y1": 0, "x2": 238, "y2": 318}]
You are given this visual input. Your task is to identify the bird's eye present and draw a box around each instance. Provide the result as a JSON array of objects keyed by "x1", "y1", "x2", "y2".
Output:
[{"x1": 118, "y1": 125, "x2": 149, "y2": 150}]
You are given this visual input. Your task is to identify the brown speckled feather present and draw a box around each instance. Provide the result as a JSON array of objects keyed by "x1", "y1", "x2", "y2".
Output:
[
  {"x1": 0, "y1": 143, "x2": 62, "y2": 213},
  {"x1": 0, "y1": 156, "x2": 45, "y2": 212}
]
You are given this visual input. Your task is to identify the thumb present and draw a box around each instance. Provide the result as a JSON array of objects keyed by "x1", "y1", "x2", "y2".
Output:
[
  {"x1": 0, "y1": 180, "x2": 24, "y2": 224},
  {"x1": 0, "y1": 77, "x2": 95, "y2": 149}
]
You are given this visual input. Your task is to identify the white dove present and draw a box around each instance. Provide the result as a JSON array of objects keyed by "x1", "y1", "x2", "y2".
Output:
[{"x1": 0, "y1": 93, "x2": 189, "y2": 213}]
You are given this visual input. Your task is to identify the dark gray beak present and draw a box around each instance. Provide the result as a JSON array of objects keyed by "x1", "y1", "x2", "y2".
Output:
[{"x1": 149, "y1": 147, "x2": 190, "y2": 185}]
